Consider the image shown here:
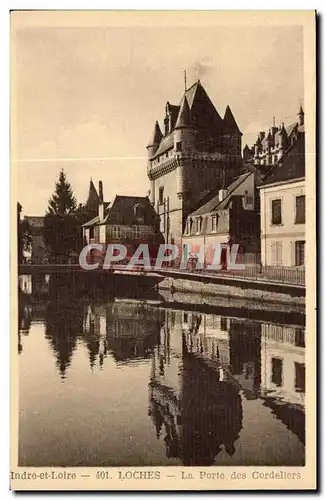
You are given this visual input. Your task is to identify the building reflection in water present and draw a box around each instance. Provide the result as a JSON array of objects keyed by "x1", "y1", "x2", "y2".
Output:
[
  {"x1": 43, "y1": 299, "x2": 165, "y2": 378},
  {"x1": 18, "y1": 291, "x2": 305, "y2": 458},
  {"x1": 260, "y1": 323, "x2": 305, "y2": 444},
  {"x1": 148, "y1": 311, "x2": 243, "y2": 465},
  {"x1": 18, "y1": 302, "x2": 32, "y2": 354},
  {"x1": 148, "y1": 310, "x2": 305, "y2": 464},
  {"x1": 82, "y1": 301, "x2": 165, "y2": 368}
]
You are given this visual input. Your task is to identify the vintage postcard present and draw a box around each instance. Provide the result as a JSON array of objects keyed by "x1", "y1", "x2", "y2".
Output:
[{"x1": 11, "y1": 10, "x2": 316, "y2": 491}]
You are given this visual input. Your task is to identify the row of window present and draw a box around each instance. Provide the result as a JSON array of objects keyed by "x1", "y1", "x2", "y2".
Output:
[
  {"x1": 88, "y1": 226, "x2": 142, "y2": 240},
  {"x1": 271, "y1": 240, "x2": 305, "y2": 266},
  {"x1": 185, "y1": 216, "x2": 204, "y2": 234},
  {"x1": 112, "y1": 225, "x2": 141, "y2": 239},
  {"x1": 185, "y1": 213, "x2": 225, "y2": 234},
  {"x1": 271, "y1": 358, "x2": 305, "y2": 393},
  {"x1": 271, "y1": 195, "x2": 305, "y2": 225}
]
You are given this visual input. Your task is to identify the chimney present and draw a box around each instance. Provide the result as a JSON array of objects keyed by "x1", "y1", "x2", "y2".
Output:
[
  {"x1": 259, "y1": 131, "x2": 265, "y2": 141},
  {"x1": 218, "y1": 189, "x2": 228, "y2": 202},
  {"x1": 98, "y1": 181, "x2": 104, "y2": 221}
]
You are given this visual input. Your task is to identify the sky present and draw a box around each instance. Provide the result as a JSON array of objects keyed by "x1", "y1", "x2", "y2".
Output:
[{"x1": 12, "y1": 20, "x2": 303, "y2": 216}]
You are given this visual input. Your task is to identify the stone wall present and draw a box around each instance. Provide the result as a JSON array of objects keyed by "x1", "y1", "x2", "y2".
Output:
[{"x1": 159, "y1": 276, "x2": 305, "y2": 310}]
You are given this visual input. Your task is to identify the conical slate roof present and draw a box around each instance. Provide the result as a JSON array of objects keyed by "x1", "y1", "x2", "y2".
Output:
[
  {"x1": 175, "y1": 96, "x2": 192, "y2": 129},
  {"x1": 223, "y1": 105, "x2": 242, "y2": 134},
  {"x1": 147, "y1": 121, "x2": 163, "y2": 147},
  {"x1": 86, "y1": 179, "x2": 99, "y2": 208}
]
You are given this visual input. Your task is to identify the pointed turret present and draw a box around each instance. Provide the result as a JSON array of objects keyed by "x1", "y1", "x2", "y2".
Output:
[
  {"x1": 85, "y1": 179, "x2": 100, "y2": 216},
  {"x1": 223, "y1": 105, "x2": 242, "y2": 135},
  {"x1": 278, "y1": 123, "x2": 288, "y2": 148},
  {"x1": 98, "y1": 180, "x2": 104, "y2": 221},
  {"x1": 243, "y1": 144, "x2": 252, "y2": 162},
  {"x1": 175, "y1": 96, "x2": 192, "y2": 129},
  {"x1": 266, "y1": 130, "x2": 273, "y2": 144},
  {"x1": 146, "y1": 121, "x2": 163, "y2": 158},
  {"x1": 147, "y1": 121, "x2": 163, "y2": 148}
]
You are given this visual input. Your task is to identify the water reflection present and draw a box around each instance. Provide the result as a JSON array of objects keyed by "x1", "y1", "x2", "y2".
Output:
[
  {"x1": 148, "y1": 328, "x2": 243, "y2": 465},
  {"x1": 44, "y1": 300, "x2": 84, "y2": 378},
  {"x1": 18, "y1": 294, "x2": 305, "y2": 466}
]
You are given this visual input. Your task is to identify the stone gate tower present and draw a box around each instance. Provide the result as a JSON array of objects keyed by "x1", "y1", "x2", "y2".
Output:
[{"x1": 146, "y1": 80, "x2": 243, "y2": 245}]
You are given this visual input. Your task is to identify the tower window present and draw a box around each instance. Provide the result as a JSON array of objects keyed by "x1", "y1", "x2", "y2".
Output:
[
  {"x1": 176, "y1": 142, "x2": 182, "y2": 152},
  {"x1": 159, "y1": 186, "x2": 164, "y2": 204}
]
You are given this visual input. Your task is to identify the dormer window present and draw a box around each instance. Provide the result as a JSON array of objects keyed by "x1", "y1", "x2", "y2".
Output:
[
  {"x1": 133, "y1": 203, "x2": 145, "y2": 223},
  {"x1": 196, "y1": 217, "x2": 202, "y2": 233},
  {"x1": 211, "y1": 214, "x2": 218, "y2": 232}
]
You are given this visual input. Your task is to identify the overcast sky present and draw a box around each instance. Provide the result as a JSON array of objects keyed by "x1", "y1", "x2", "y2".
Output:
[{"x1": 12, "y1": 21, "x2": 303, "y2": 216}]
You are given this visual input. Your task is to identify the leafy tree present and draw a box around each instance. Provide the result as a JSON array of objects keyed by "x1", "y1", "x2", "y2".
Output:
[{"x1": 43, "y1": 170, "x2": 81, "y2": 263}]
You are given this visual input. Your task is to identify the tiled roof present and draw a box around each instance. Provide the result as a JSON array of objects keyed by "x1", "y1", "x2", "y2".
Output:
[
  {"x1": 184, "y1": 81, "x2": 200, "y2": 108},
  {"x1": 152, "y1": 80, "x2": 229, "y2": 158},
  {"x1": 152, "y1": 134, "x2": 174, "y2": 158},
  {"x1": 103, "y1": 195, "x2": 158, "y2": 226},
  {"x1": 147, "y1": 121, "x2": 163, "y2": 147},
  {"x1": 285, "y1": 122, "x2": 297, "y2": 137},
  {"x1": 175, "y1": 96, "x2": 192, "y2": 129},
  {"x1": 190, "y1": 173, "x2": 252, "y2": 216},
  {"x1": 260, "y1": 139, "x2": 305, "y2": 186},
  {"x1": 223, "y1": 105, "x2": 242, "y2": 135},
  {"x1": 86, "y1": 179, "x2": 99, "y2": 204},
  {"x1": 82, "y1": 215, "x2": 99, "y2": 227}
]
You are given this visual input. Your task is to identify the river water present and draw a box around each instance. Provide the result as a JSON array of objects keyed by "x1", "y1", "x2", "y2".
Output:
[{"x1": 18, "y1": 287, "x2": 305, "y2": 467}]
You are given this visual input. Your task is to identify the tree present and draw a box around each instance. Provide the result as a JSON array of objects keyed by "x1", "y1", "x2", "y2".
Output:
[
  {"x1": 18, "y1": 218, "x2": 32, "y2": 264},
  {"x1": 43, "y1": 170, "x2": 81, "y2": 263},
  {"x1": 47, "y1": 169, "x2": 77, "y2": 216}
]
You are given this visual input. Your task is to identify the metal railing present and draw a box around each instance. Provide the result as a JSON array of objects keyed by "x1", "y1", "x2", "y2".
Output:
[{"x1": 168, "y1": 260, "x2": 305, "y2": 286}]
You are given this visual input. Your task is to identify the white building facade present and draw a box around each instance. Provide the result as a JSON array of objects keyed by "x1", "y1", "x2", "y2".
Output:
[{"x1": 259, "y1": 178, "x2": 305, "y2": 267}]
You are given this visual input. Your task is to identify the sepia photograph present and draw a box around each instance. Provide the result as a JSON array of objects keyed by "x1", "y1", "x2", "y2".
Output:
[{"x1": 10, "y1": 10, "x2": 316, "y2": 490}]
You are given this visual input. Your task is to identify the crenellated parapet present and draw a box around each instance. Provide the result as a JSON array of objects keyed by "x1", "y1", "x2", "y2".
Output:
[{"x1": 148, "y1": 151, "x2": 230, "y2": 180}]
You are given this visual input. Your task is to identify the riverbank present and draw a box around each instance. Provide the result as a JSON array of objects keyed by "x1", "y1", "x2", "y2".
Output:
[{"x1": 158, "y1": 275, "x2": 305, "y2": 314}]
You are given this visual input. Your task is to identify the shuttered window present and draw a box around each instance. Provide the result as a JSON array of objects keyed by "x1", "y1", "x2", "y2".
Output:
[{"x1": 271, "y1": 199, "x2": 282, "y2": 225}]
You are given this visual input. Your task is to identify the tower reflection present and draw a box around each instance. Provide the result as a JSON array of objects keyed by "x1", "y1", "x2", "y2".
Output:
[
  {"x1": 148, "y1": 310, "x2": 243, "y2": 465},
  {"x1": 148, "y1": 309, "x2": 306, "y2": 463}
]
